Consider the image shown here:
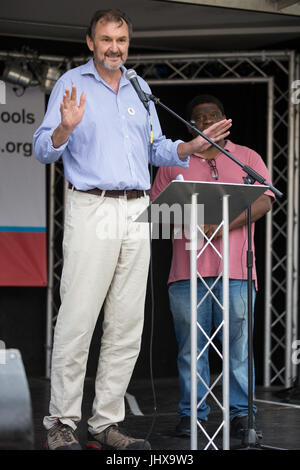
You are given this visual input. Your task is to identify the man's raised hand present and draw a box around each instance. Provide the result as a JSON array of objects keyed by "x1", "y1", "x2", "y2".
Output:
[
  {"x1": 60, "y1": 85, "x2": 86, "y2": 132},
  {"x1": 177, "y1": 118, "x2": 232, "y2": 160},
  {"x1": 192, "y1": 119, "x2": 232, "y2": 154},
  {"x1": 52, "y1": 85, "x2": 86, "y2": 148}
]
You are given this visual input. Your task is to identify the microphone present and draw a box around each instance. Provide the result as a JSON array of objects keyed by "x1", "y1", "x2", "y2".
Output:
[{"x1": 125, "y1": 69, "x2": 149, "y2": 111}]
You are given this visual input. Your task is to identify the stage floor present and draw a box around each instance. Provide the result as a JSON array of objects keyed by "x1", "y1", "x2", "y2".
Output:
[{"x1": 29, "y1": 376, "x2": 300, "y2": 451}]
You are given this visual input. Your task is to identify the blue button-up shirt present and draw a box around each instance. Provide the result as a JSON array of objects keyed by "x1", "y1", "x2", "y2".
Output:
[{"x1": 33, "y1": 59, "x2": 189, "y2": 190}]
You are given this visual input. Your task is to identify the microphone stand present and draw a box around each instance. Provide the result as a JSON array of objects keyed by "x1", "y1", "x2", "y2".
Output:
[{"x1": 144, "y1": 92, "x2": 284, "y2": 450}]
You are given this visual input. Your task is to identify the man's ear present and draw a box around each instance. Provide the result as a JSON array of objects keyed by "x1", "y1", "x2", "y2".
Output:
[{"x1": 86, "y1": 35, "x2": 94, "y2": 52}]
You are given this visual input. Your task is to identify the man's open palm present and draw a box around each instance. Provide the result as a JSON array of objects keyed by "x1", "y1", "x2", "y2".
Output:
[{"x1": 60, "y1": 85, "x2": 86, "y2": 131}]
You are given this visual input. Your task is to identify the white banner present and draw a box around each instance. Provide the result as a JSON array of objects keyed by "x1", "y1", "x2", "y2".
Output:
[
  {"x1": 0, "y1": 83, "x2": 47, "y2": 286},
  {"x1": 0, "y1": 84, "x2": 46, "y2": 228}
]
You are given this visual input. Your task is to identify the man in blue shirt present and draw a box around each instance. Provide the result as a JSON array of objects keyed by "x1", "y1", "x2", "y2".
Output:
[{"x1": 34, "y1": 9, "x2": 231, "y2": 451}]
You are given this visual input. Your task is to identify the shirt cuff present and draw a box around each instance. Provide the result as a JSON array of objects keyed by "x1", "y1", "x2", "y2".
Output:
[
  {"x1": 174, "y1": 141, "x2": 190, "y2": 168},
  {"x1": 178, "y1": 156, "x2": 190, "y2": 168},
  {"x1": 47, "y1": 134, "x2": 69, "y2": 155}
]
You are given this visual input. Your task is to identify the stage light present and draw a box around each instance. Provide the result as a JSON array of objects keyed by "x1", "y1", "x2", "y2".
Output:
[
  {"x1": 2, "y1": 64, "x2": 33, "y2": 88},
  {"x1": 41, "y1": 66, "x2": 62, "y2": 93}
]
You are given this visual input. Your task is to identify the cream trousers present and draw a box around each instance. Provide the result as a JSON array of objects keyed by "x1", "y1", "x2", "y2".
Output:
[{"x1": 43, "y1": 189, "x2": 150, "y2": 434}]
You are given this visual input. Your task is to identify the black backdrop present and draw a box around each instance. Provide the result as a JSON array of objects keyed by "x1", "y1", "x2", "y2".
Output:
[{"x1": 0, "y1": 81, "x2": 271, "y2": 385}]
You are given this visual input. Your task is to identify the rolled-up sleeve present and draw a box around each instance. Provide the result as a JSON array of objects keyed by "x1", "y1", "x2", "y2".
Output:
[
  {"x1": 151, "y1": 130, "x2": 190, "y2": 169},
  {"x1": 33, "y1": 80, "x2": 70, "y2": 164},
  {"x1": 143, "y1": 81, "x2": 190, "y2": 169}
]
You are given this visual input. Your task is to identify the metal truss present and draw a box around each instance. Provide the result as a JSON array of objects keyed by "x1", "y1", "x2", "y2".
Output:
[
  {"x1": 195, "y1": 225, "x2": 229, "y2": 450},
  {"x1": 45, "y1": 161, "x2": 67, "y2": 375},
  {"x1": 46, "y1": 51, "x2": 299, "y2": 391}
]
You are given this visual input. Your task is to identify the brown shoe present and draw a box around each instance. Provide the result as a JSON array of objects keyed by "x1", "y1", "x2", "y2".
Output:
[
  {"x1": 86, "y1": 425, "x2": 151, "y2": 450},
  {"x1": 45, "y1": 420, "x2": 81, "y2": 450}
]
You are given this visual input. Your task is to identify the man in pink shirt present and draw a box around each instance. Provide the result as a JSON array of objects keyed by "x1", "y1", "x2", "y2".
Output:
[{"x1": 152, "y1": 94, "x2": 274, "y2": 440}]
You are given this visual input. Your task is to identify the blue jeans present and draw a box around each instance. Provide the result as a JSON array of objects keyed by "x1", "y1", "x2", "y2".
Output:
[{"x1": 168, "y1": 278, "x2": 257, "y2": 421}]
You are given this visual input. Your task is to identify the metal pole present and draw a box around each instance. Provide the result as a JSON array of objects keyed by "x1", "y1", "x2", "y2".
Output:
[
  {"x1": 264, "y1": 77, "x2": 274, "y2": 387},
  {"x1": 292, "y1": 54, "x2": 300, "y2": 380},
  {"x1": 285, "y1": 51, "x2": 296, "y2": 387},
  {"x1": 190, "y1": 193, "x2": 198, "y2": 450},
  {"x1": 222, "y1": 195, "x2": 230, "y2": 450},
  {"x1": 127, "y1": 50, "x2": 291, "y2": 62},
  {"x1": 45, "y1": 163, "x2": 55, "y2": 378},
  {"x1": 147, "y1": 78, "x2": 271, "y2": 86}
]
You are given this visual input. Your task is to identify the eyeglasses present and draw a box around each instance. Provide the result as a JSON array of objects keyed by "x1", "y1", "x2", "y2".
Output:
[
  {"x1": 191, "y1": 112, "x2": 222, "y2": 125},
  {"x1": 207, "y1": 158, "x2": 219, "y2": 180}
]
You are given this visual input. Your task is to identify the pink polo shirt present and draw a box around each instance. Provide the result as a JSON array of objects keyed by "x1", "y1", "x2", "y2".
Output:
[{"x1": 151, "y1": 140, "x2": 274, "y2": 289}]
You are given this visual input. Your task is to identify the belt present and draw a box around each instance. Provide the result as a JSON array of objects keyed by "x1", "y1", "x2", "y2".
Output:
[{"x1": 68, "y1": 183, "x2": 150, "y2": 200}]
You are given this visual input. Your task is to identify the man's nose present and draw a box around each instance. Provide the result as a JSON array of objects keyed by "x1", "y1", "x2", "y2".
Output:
[
  {"x1": 111, "y1": 40, "x2": 119, "y2": 52},
  {"x1": 204, "y1": 117, "x2": 216, "y2": 127}
]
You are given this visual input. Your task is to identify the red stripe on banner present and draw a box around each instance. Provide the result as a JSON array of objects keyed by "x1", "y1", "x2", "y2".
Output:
[{"x1": 0, "y1": 232, "x2": 47, "y2": 286}]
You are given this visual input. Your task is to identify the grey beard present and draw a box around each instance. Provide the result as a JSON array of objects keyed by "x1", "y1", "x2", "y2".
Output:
[{"x1": 97, "y1": 57, "x2": 125, "y2": 71}]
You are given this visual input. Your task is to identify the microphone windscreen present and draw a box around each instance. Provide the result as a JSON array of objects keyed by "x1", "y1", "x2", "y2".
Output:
[{"x1": 125, "y1": 69, "x2": 137, "y2": 80}]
